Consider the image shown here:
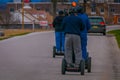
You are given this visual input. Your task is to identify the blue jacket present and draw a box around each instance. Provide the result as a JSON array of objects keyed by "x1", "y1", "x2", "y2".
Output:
[
  {"x1": 61, "y1": 14, "x2": 84, "y2": 35},
  {"x1": 77, "y1": 13, "x2": 91, "y2": 34}
]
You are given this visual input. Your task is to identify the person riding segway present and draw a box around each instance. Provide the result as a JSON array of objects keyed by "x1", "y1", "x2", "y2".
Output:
[
  {"x1": 61, "y1": 7, "x2": 85, "y2": 75},
  {"x1": 76, "y1": 6, "x2": 92, "y2": 73},
  {"x1": 53, "y1": 10, "x2": 65, "y2": 58}
]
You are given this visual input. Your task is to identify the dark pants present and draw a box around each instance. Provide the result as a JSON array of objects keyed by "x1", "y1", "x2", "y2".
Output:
[
  {"x1": 65, "y1": 34, "x2": 82, "y2": 65},
  {"x1": 81, "y1": 33, "x2": 88, "y2": 60}
]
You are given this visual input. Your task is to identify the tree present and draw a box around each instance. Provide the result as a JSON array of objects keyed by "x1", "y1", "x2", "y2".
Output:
[{"x1": 0, "y1": 11, "x2": 20, "y2": 28}]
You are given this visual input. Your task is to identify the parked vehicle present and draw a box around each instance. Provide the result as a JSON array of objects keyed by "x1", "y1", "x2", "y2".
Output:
[{"x1": 88, "y1": 16, "x2": 106, "y2": 35}]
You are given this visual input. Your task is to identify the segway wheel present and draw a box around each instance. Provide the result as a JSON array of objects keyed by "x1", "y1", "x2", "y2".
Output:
[
  {"x1": 87, "y1": 57, "x2": 91, "y2": 73},
  {"x1": 53, "y1": 46, "x2": 56, "y2": 58},
  {"x1": 80, "y1": 59, "x2": 85, "y2": 75},
  {"x1": 61, "y1": 58, "x2": 66, "y2": 75},
  {"x1": 85, "y1": 52, "x2": 89, "y2": 69}
]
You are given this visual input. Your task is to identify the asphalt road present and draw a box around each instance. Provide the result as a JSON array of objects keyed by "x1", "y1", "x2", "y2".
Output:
[{"x1": 0, "y1": 30, "x2": 120, "y2": 80}]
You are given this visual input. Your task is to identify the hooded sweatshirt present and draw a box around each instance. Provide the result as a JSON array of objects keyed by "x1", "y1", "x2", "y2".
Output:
[
  {"x1": 53, "y1": 16, "x2": 65, "y2": 32},
  {"x1": 61, "y1": 14, "x2": 84, "y2": 35}
]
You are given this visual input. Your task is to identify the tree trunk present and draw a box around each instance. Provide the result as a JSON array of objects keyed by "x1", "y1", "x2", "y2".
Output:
[{"x1": 51, "y1": 0, "x2": 57, "y2": 19}]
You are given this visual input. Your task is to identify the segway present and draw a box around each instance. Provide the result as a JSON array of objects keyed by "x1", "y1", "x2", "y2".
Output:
[
  {"x1": 61, "y1": 50, "x2": 85, "y2": 75},
  {"x1": 85, "y1": 52, "x2": 92, "y2": 73},
  {"x1": 53, "y1": 46, "x2": 64, "y2": 58},
  {"x1": 53, "y1": 32, "x2": 65, "y2": 58}
]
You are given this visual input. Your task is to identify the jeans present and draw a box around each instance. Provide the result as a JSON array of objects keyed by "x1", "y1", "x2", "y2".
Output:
[
  {"x1": 81, "y1": 33, "x2": 88, "y2": 60},
  {"x1": 55, "y1": 32, "x2": 65, "y2": 52}
]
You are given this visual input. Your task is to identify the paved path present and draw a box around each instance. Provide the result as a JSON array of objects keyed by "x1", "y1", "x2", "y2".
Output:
[
  {"x1": 106, "y1": 25, "x2": 120, "y2": 32},
  {"x1": 0, "y1": 31, "x2": 120, "y2": 80}
]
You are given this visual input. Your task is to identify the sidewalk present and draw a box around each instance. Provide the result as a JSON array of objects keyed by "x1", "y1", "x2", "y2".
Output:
[{"x1": 106, "y1": 25, "x2": 120, "y2": 32}]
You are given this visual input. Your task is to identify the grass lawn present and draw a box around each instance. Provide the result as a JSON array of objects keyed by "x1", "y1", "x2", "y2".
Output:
[
  {"x1": 0, "y1": 29, "x2": 53, "y2": 40},
  {"x1": 0, "y1": 29, "x2": 32, "y2": 40},
  {"x1": 107, "y1": 30, "x2": 120, "y2": 48}
]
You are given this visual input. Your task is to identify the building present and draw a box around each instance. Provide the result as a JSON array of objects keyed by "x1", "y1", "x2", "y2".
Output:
[
  {"x1": 108, "y1": 0, "x2": 120, "y2": 24},
  {"x1": 88, "y1": 0, "x2": 120, "y2": 24},
  {"x1": 0, "y1": 0, "x2": 120, "y2": 25},
  {"x1": 58, "y1": 0, "x2": 120, "y2": 24}
]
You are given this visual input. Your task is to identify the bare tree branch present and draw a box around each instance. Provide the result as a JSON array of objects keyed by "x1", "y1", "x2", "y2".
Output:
[{"x1": 0, "y1": 11, "x2": 20, "y2": 28}]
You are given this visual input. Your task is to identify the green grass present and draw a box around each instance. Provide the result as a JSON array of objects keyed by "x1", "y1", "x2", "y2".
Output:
[
  {"x1": 0, "y1": 32, "x2": 31, "y2": 40},
  {"x1": 107, "y1": 30, "x2": 120, "y2": 48},
  {"x1": 0, "y1": 29, "x2": 53, "y2": 41},
  {"x1": 0, "y1": 29, "x2": 33, "y2": 40}
]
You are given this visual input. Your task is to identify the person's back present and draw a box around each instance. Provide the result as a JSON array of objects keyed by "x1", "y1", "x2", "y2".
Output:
[
  {"x1": 53, "y1": 14, "x2": 65, "y2": 32},
  {"x1": 77, "y1": 13, "x2": 91, "y2": 33},
  {"x1": 62, "y1": 14, "x2": 84, "y2": 35},
  {"x1": 76, "y1": 6, "x2": 91, "y2": 34}
]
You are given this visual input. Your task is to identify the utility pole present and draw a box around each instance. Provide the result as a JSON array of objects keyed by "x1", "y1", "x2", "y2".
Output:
[
  {"x1": 22, "y1": 0, "x2": 24, "y2": 29},
  {"x1": 51, "y1": 0, "x2": 58, "y2": 19},
  {"x1": 83, "y1": 0, "x2": 87, "y2": 12},
  {"x1": 32, "y1": 20, "x2": 35, "y2": 31}
]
